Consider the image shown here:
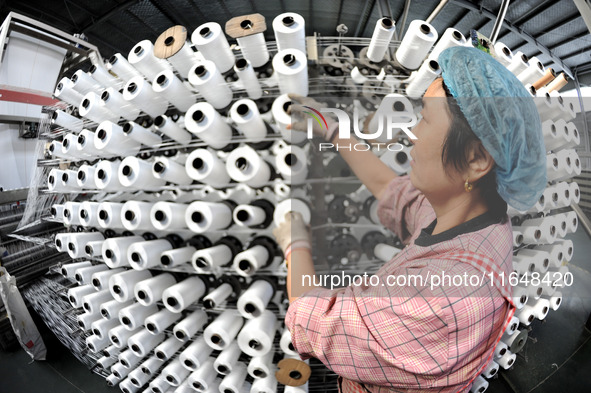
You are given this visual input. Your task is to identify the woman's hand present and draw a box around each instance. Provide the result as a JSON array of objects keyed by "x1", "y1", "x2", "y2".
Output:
[
  {"x1": 272, "y1": 211, "x2": 311, "y2": 258},
  {"x1": 287, "y1": 94, "x2": 337, "y2": 140}
]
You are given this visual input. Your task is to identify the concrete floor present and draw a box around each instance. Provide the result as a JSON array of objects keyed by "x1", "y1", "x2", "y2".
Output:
[{"x1": 1, "y1": 228, "x2": 590, "y2": 393}]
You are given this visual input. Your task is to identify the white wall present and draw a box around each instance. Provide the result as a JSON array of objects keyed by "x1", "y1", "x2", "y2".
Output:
[{"x1": 0, "y1": 124, "x2": 38, "y2": 190}]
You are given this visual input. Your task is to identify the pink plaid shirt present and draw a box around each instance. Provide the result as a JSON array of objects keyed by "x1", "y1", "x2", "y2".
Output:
[{"x1": 285, "y1": 176, "x2": 516, "y2": 393}]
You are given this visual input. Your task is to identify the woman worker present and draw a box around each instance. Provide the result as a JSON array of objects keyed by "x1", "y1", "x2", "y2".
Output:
[{"x1": 273, "y1": 46, "x2": 547, "y2": 392}]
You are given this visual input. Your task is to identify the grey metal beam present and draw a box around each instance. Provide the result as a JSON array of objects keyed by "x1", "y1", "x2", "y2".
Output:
[
  {"x1": 498, "y1": 12, "x2": 580, "y2": 47},
  {"x1": 490, "y1": 0, "x2": 510, "y2": 44},
  {"x1": 148, "y1": 0, "x2": 187, "y2": 27},
  {"x1": 449, "y1": 0, "x2": 573, "y2": 78},
  {"x1": 354, "y1": 0, "x2": 376, "y2": 37},
  {"x1": 511, "y1": 0, "x2": 556, "y2": 26}
]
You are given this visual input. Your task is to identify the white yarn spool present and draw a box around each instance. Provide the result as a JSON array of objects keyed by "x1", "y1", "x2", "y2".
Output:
[
  {"x1": 405, "y1": 59, "x2": 441, "y2": 99},
  {"x1": 545, "y1": 291, "x2": 563, "y2": 311},
  {"x1": 237, "y1": 279, "x2": 274, "y2": 319},
  {"x1": 152, "y1": 70, "x2": 195, "y2": 112},
  {"x1": 61, "y1": 260, "x2": 91, "y2": 277},
  {"x1": 128, "y1": 239, "x2": 174, "y2": 270},
  {"x1": 98, "y1": 356, "x2": 117, "y2": 369},
  {"x1": 67, "y1": 233, "x2": 101, "y2": 260},
  {"x1": 226, "y1": 146, "x2": 272, "y2": 188},
  {"x1": 184, "y1": 102, "x2": 233, "y2": 149},
  {"x1": 109, "y1": 269, "x2": 152, "y2": 303},
  {"x1": 121, "y1": 121, "x2": 162, "y2": 146},
  {"x1": 81, "y1": 290, "x2": 112, "y2": 315},
  {"x1": 118, "y1": 156, "x2": 166, "y2": 189},
  {"x1": 54, "y1": 77, "x2": 83, "y2": 107},
  {"x1": 233, "y1": 245, "x2": 271, "y2": 277},
  {"x1": 556, "y1": 238, "x2": 574, "y2": 262},
  {"x1": 219, "y1": 362, "x2": 248, "y2": 393},
  {"x1": 515, "y1": 249, "x2": 550, "y2": 273},
  {"x1": 273, "y1": 49, "x2": 308, "y2": 96},
  {"x1": 395, "y1": 20, "x2": 438, "y2": 70},
  {"x1": 150, "y1": 201, "x2": 188, "y2": 231},
  {"x1": 62, "y1": 134, "x2": 85, "y2": 159},
  {"x1": 127, "y1": 368, "x2": 150, "y2": 389},
  {"x1": 493, "y1": 42, "x2": 513, "y2": 67},
  {"x1": 155, "y1": 336, "x2": 184, "y2": 361},
  {"x1": 271, "y1": 94, "x2": 305, "y2": 144},
  {"x1": 248, "y1": 349, "x2": 276, "y2": 379},
  {"x1": 203, "y1": 283, "x2": 234, "y2": 309},
  {"x1": 230, "y1": 98, "x2": 268, "y2": 142},
  {"x1": 564, "y1": 122, "x2": 580, "y2": 149},
  {"x1": 67, "y1": 284, "x2": 95, "y2": 308},
  {"x1": 566, "y1": 210, "x2": 578, "y2": 233},
  {"x1": 154, "y1": 114, "x2": 192, "y2": 143},
  {"x1": 517, "y1": 57, "x2": 545, "y2": 86},
  {"x1": 180, "y1": 336, "x2": 213, "y2": 371},
  {"x1": 89, "y1": 63, "x2": 120, "y2": 88},
  {"x1": 59, "y1": 169, "x2": 78, "y2": 190},
  {"x1": 186, "y1": 148, "x2": 231, "y2": 187},
  {"x1": 100, "y1": 298, "x2": 132, "y2": 321},
  {"x1": 482, "y1": 359, "x2": 499, "y2": 379},
  {"x1": 186, "y1": 357, "x2": 217, "y2": 389},
  {"x1": 192, "y1": 243, "x2": 233, "y2": 273},
  {"x1": 542, "y1": 119, "x2": 565, "y2": 151},
  {"x1": 48, "y1": 141, "x2": 67, "y2": 160},
  {"x1": 119, "y1": 350, "x2": 143, "y2": 370},
  {"x1": 63, "y1": 201, "x2": 82, "y2": 225},
  {"x1": 158, "y1": 35, "x2": 200, "y2": 79},
  {"x1": 76, "y1": 129, "x2": 101, "y2": 157},
  {"x1": 78, "y1": 202, "x2": 101, "y2": 228},
  {"x1": 123, "y1": 76, "x2": 169, "y2": 118},
  {"x1": 280, "y1": 328, "x2": 298, "y2": 356},
  {"x1": 232, "y1": 201, "x2": 272, "y2": 228},
  {"x1": 86, "y1": 334, "x2": 110, "y2": 354},
  {"x1": 251, "y1": 376, "x2": 277, "y2": 393},
  {"x1": 121, "y1": 201, "x2": 155, "y2": 232},
  {"x1": 128, "y1": 40, "x2": 173, "y2": 81},
  {"x1": 214, "y1": 341, "x2": 242, "y2": 374},
  {"x1": 94, "y1": 160, "x2": 123, "y2": 191},
  {"x1": 97, "y1": 202, "x2": 124, "y2": 230},
  {"x1": 91, "y1": 317, "x2": 119, "y2": 340},
  {"x1": 273, "y1": 198, "x2": 311, "y2": 226},
  {"x1": 507, "y1": 51, "x2": 529, "y2": 76},
  {"x1": 73, "y1": 262, "x2": 108, "y2": 286},
  {"x1": 100, "y1": 88, "x2": 140, "y2": 121},
  {"x1": 145, "y1": 308, "x2": 182, "y2": 335},
  {"x1": 134, "y1": 273, "x2": 176, "y2": 306},
  {"x1": 79, "y1": 92, "x2": 119, "y2": 123},
  {"x1": 50, "y1": 204, "x2": 65, "y2": 222},
  {"x1": 469, "y1": 375, "x2": 488, "y2": 393},
  {"x1": 139, "y1": 356, "x2": 163, "y2": 377},
  {"x1": 162, "y1": 276, "x2": 207, "y2": 313},
  {"x1": 234, "y1": 59, "x2": 262, "y2": 99},
  {"x1": 273, "y1": 13, "x2": 306, "y2": 54},
  {"x1": 110, "y1": 362, "x2": 130, "y2": 380},
  {"x1": 173, "y1": 310, "x2": 207, "y2": 342},
  {"x1": 511, "y1": 285, "x2": 529, "y2": 309},
  {"x1": 160, "y1": 245, "x2": 195, "y2": 268},
  {"x1": 188, "y1": 60, "x2": 233, "y2": 109},
  {"x1": 119, "y1": 305, "x2": 160, "y2": 335},
  {"x1": 512, "y1": 230, "x2": 524, "y2": 248},
  {"x1": 162, "y1": 358, "x2": 191, "y2": 386},
  {"x1": 203, "y1": 310, "x2": 244, "y2": 350},
  {"x1": 95, "y1": 121, "x2": 141, "y2": 156},
  {"x1": 77, "y1": 312, "x2": 101, "y2": 331},
  {"x1": 192, "y1": 22, "x2": 235, "y2": 72},
  {"x1": 127, "y1": 329, "x2": 165, "y2": 357},
  {"x1": 47, "y1": 169, "x2": 67, "y2": 192},
  {"x1": 237, "y1": 29, "x2": 269, "y2": 68},
  {"x1": 185, "y1": 201, "x2": 233, "y2": 233},
  {"x1": 152, "y1": 156, "x2": 193, "y2": 185},
  {"x1": 108, "y1": 53, "x2": 143, "y2": 81},
  {"x1": 51, "y1": 110, "x2": 83, "y2": 132},
  {"x1": 497, "y1": 351, "x2": 517, "y2": 370},
  {"x1": 76, "y1": 165, "x2": 97, "y2": 189},
  {"x1": 428, "y1": 28, "x2": 466, "y2": 61},
  {"x1": 365, "y1": 17, "x2": 395, "y2": 62},
  {"x1": 71, "y1": 69, "x2": 103, "y2": 95}
]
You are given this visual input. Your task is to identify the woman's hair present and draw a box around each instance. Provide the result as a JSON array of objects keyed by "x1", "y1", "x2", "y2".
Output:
[{"x1": 440, "y1": 80, "x2": 508, "y2": 222}]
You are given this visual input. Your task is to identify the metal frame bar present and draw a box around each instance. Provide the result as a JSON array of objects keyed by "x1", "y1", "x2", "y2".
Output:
[
  {"x1": 449, "y1": 0, "x2": 574, "y2": 78},
  {"x1": 490, "y1": 0, "x2": 510, "y2": 44},
  {"x1": 0, "y1": 11, "x2": 102, "y2": 65}
]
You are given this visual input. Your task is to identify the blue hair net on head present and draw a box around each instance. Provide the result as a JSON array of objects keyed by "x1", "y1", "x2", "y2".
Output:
[{"x1": 438, "y1": 46, "x2": 546, "y2": 211}]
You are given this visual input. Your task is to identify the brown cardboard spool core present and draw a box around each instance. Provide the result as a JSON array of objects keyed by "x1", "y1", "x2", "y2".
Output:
[
  {"x1": 154, "y1": 25, "x2": 188, "y2": 59},
  {"x1": 275, "y1": 358, "x2": 311, "y2": 386},
  {"x1": 225, "y1": 13, "x2": 267, "y2": 38}
]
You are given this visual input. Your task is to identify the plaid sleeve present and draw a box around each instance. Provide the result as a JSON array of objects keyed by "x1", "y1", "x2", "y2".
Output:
[
  {"x1": 377, "y1": 175, "x2": 434, "y2": 244},
  {"x1": 284, "y1": 259, "x2": 509, "y2": 390}
]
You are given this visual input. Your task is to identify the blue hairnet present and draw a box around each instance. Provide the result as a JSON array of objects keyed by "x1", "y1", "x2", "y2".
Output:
[{"x1": 438, "y1": 46, "x2": 546, "y2": 211}]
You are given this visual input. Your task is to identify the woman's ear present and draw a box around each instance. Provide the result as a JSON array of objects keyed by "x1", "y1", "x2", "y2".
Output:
[{"x1": 466, "y1": 141, "x2": 494, "y2": 182}]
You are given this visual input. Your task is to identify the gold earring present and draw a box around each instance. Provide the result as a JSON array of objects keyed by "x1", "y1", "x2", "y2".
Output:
[{"x1": 464, "y1": 178, "x2": 473, "y2": 192}]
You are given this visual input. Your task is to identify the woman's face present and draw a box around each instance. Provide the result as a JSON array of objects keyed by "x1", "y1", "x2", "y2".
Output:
[{"x1": 409, "y1": 79, "x2": 462, "y2": 200}]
